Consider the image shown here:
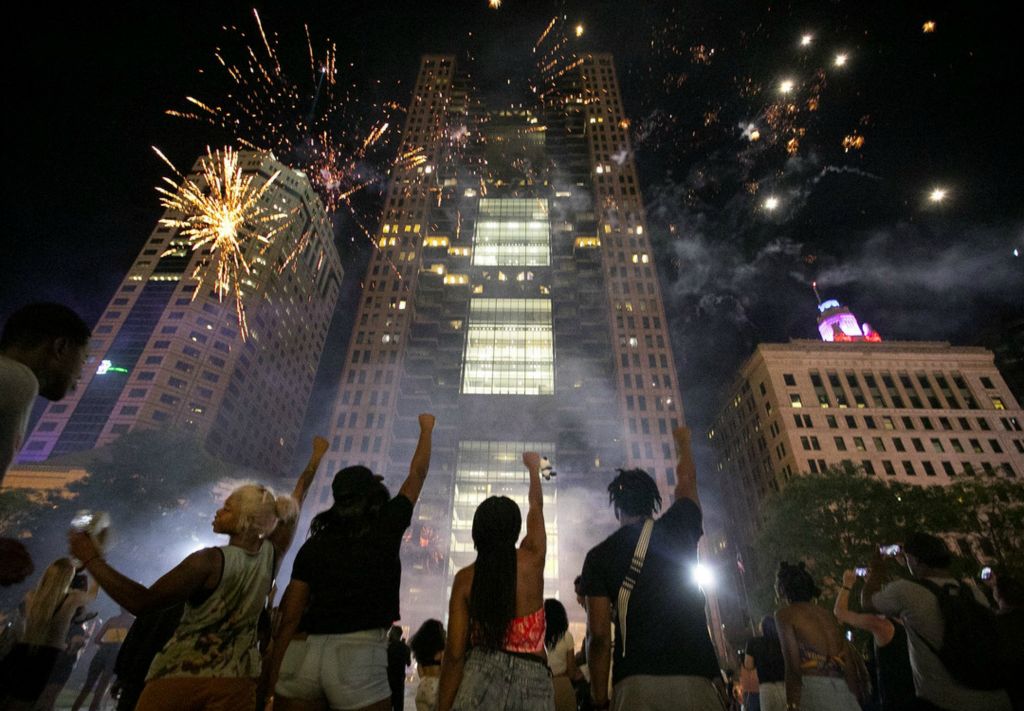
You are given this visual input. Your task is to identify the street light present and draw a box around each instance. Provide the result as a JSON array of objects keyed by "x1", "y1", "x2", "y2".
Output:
[{"x1": 692, "y1": 563, "x2": 715, "y2": 589}]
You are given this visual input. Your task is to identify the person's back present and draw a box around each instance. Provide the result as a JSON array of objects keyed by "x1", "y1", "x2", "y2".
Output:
[
  {"x1": 293, "y1": 493, "x2": 412, "y2": 635},
  {"x1": 774, "y1": 562, "x2": 861, "y2": 711},
  {"x1": 582, "y1": 497, "x2": 719, "y2": 683},
  {"x1": 579, "y1": 427, "x2": 722, "y2": 711},
  {"x1": 147, "y1": 539, "x2": 273, "y2": 682},
  {"x1": 871, "y1": 575, "x2": 1011, "y2": 710},
  {"x1": 864, "y1": 533, "x2": 1011, "y2": 711},
  {"x1": 437, "y1": 452, "x2": 553, "y2": 711}
]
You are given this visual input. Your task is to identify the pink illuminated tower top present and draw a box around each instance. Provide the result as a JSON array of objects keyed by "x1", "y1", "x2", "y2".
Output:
[{"x1": 813, "y1": 282, "x2": 882, "y2": 342}]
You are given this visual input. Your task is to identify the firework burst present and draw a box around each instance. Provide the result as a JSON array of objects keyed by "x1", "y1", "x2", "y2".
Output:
[
  {"x1": 167, "y1": 10, "x2": 406, "y2": 259},
  {"x1": 154, "y1": 146, "x2": 290, "y2": 339}
]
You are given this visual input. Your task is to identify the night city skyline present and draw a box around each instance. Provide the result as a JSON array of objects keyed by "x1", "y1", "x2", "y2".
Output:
[{"x1": 4, "y1": 2, "x2": 1022, "y2": 492}]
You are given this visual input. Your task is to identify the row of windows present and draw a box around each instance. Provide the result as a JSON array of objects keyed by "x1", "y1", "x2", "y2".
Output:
[
  {"x1": 799, "y1": 433, "x2": 1022, "y2": 456},
  {"x1": 790, "y1": 412, "x2": 1021, "y2": 433},
  {"x1": 806, "y1": 458, "x2": 1016, "y2": 478},
  {"x1": 779, "y1": 369, "x2": 1004, "y2": 411}
]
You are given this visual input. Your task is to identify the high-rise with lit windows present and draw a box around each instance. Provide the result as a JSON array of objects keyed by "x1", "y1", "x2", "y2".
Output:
[
  {"x1": 19, "y1": 152, "x2": 342, "y2": 476},
  {"x1": 317, "y1": 50, "x2": 688, "y2": 622}
]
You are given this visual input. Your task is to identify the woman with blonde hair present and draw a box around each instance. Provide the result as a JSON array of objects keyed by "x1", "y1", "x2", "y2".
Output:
[
  {"x1": 69, "y1": 437, "x2": 327, "y2": 711},
  {"x1": 0, "y1": 557, "x2": 97, "y2": 708}
]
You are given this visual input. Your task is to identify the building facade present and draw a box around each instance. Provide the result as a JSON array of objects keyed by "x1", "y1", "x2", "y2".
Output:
[
  {"x1": 710, "y1": 340, "x2": 1023, "y2": 549},
  {"x1": 19, "y1": 152, "x2": 342, "y2": 476},
  {"x1": 316, "y1": 50, "x2": 688, "y2": 622}
]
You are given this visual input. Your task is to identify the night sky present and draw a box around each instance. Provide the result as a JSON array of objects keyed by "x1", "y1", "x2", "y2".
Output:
[{"x1": 4, "y1": 1, "x2": 1022, "y2": 480}]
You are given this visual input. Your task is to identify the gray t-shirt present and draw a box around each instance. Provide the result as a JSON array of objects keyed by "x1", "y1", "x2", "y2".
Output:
[{"x1": 871, "y1": 577, "x2": 1011, "y2": 711}]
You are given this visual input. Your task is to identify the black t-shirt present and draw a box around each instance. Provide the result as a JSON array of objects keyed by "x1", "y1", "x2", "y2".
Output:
[
  {"x1": 579, "y1": 498, "x2": 720, "y2": 685},
  {"x1": 745, "y1": 636, "x2": 785, "y2": 684},
  {"x1": 292, "y1": 494, "x2": 413, "y2": 634}
]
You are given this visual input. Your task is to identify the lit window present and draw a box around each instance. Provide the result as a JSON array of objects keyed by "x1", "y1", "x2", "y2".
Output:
[
  {"x1": 992, "y1": 397, "x2": 1005, "y2": 410},
  {"x1": 472, "y1": 198, "x2": 551, "y2": 267},
  {"x1": 461, "y1": 298, "x2": 554, "y2": 395}
]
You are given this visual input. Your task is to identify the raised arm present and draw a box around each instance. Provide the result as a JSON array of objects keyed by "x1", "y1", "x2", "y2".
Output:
[
  {"x1": 398, "y1": 413, "x2": 435, "y2": 505},
  {"x1": 520, "y1": 451, "x2": 545, "y2": 558},
  {"x1": 673, "y1": 426, "x2": 699, "y2": 505},
  {"x1": 70, "y1": 531, "x2": 217, "y2": 616},
  {"x1": 438, "y1": 569, "x2": 471, "y2": 711},
  {"x1": 859, "y1": 551, "x2": 887, "y2": 613},
  {"x1": 292, "y1": 436, "x2": 329, "y2": 509},
  {"x1": 834, "y1": 569, "x2": 893, "y2": 645},
  {"x1": 267, "y1": 436, "x2": 329, "y2": 559}
]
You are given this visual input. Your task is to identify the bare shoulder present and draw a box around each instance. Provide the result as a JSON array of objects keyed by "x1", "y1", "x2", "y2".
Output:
[{"x1": 453, "y1": 565, "x2": 474, "y2": 595}]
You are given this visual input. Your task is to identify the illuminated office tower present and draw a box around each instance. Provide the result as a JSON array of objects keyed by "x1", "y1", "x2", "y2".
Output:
[
  {"x1": 20, "y1": 152, "x2": 342, "y2": 476},
  {"x1": 319, "y1": 50, "x2": 687, "y2": 621}
]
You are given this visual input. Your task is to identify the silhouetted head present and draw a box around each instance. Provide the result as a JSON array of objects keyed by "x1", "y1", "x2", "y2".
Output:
[
  {"x1": 903, "y1": 532, "x2": 952, "y2": 573},
  {"x1": 472, "y1": 496, "x2": 522, "y2": 551},
  {"x1": 776, "y1": 561, "x2": 821, "y2": 603},
  {"x1": 311, "y1": 465, "x2": 390, "y2": 539},
  {"x1": 544, "y1": 598, "x2": 569, "y2": 648},
  {"x1": 410, "y1": 619, "x2": 446, "y2": 664},
  {"x1": 607, "y1": 468, "x2": 662, "y2": 520},
  {"x1": 0, "y1": 303, "x2": 90, "y2": 400}
]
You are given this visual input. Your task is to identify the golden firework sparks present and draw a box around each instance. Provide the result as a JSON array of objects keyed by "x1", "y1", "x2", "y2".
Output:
[
  {"x1": 842, "y1": 134, "x2": 865, "y2": 152},
  {"x1": 489, "y1": 0, "x2": 501, "y2": 8},
  {"x1": 154, "y1": 146, "x2": 291, "y2": 339},
  {"x1": 922, "y1": 20, "x2": 936, "y2": 33}
]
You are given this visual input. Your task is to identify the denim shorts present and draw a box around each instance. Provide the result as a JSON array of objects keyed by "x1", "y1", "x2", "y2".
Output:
[
  {"x1": 451, "y1": 648, "x2": 554, "y2": 711},
  {"x1": 274, "y1": 630, "x2": 391, "y2": 710}
]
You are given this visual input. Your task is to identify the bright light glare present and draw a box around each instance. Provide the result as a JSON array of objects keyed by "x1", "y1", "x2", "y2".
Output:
[
  {"x1": 778, "y1": 79, "x2": 795, "y2": 94},
  {"x1": 800, "y1": 34, "x2": 814, "y2": 47},
  {"x1": 929, "y1": 187, "x2": 948, "y2": 203},
  {"x1": 575, "y1": 24, "x2": 584, "y2": 38},
  {"x1": 834, "y1": 53, "x2": 848, "y2": 67},
  {"x1": 692, "y1": 563, "x2": 715, "y2": 588},
  {"x1": 764, "y1": 196, "x2": 780, "y2": 211}
]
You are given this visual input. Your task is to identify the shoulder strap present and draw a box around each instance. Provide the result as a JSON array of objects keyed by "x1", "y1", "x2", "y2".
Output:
[{"x1": 616, "y1": 518, "x2": 654, "y2": 658}]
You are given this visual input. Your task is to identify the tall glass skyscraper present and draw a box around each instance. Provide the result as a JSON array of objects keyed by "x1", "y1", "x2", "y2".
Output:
[{"x1": 317, "y1": 50, "x2": 687, "y2": 622}]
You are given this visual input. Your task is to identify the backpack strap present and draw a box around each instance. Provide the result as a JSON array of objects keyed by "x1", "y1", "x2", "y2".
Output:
[{"x1": 615, "y1": 518, "x2": 654, "y2": 658}]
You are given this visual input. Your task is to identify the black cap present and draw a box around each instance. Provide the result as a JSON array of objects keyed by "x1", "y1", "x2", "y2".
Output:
[{"x1": 331, "y1": 465, "x2": 384, "y2": 500}]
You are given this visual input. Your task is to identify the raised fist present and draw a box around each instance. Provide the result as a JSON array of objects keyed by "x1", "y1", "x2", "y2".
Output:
[
  {"x1": 312, "y1": 435, "x2": 329, "y2": 457},
  {"x1": 522, "y1": 452, "x2": 541, "y2": 470},
  {"x1": 418, "y1": 413, "x2": 436, "y2": 431}
]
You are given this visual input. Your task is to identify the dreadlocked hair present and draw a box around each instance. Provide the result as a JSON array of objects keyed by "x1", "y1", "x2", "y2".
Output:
[
  {"x1": 607, "y1": 468, "x2": 662, "y2": 518},
  {"x1": 469, "y1": 496, "x2": 521, "y2": 650},
  {"x1": 310, "y1": 480, "x2": 390, "y2": 540},
  {"x1": 776, "y1": 560, "x2": 821, "y2": 603}
]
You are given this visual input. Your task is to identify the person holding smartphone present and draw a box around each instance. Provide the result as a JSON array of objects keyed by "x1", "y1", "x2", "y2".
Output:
[{"x1": 833, "y1": 568, "x2": 914, "y2": 710}]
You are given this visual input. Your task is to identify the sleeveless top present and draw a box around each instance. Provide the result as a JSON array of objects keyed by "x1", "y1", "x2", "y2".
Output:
[
  {"x1": 146, "y1": 540, "x2": 274, "y2": 681},
  {"x1": 503, "y1": 607, "x2": 546, "y2": 654}
]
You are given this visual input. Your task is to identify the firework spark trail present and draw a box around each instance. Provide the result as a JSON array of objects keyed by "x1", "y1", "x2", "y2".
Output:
[
  {"x1": 167, "y1": 9, "x2": 410, "y2": 277},
  {"x1": 154, "y1": 146, "x2": 290, "y2": 339}
]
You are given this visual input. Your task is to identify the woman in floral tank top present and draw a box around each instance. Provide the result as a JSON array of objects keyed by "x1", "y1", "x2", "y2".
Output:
[{"x1": 69, "y1": 438, "x2": 327, "y2": 711}]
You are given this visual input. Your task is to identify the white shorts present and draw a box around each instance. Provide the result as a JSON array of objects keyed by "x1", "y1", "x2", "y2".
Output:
[{"x1": 275, "y1": 630, "x2": 391, "y2": 710}]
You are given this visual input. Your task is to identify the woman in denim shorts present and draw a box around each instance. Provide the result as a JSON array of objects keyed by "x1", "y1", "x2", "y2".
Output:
[{"x1": 438, "y1": 452, "x2": 554, "y2": 711}]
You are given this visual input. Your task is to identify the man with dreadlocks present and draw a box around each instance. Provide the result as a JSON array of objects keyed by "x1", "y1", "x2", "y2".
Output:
[{"x1": 579, "y1": 427, "x2": 721, "y2": 711}]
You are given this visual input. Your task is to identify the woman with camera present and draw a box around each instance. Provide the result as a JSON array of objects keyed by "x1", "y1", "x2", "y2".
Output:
[{"x1": 67, "y1": 437, "x2": 327, "y2": 711}]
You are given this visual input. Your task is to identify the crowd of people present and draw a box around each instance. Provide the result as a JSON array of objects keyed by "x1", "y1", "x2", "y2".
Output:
[{"x1": 0, "y1": 301, "x2": 1020, "y2": 711}]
